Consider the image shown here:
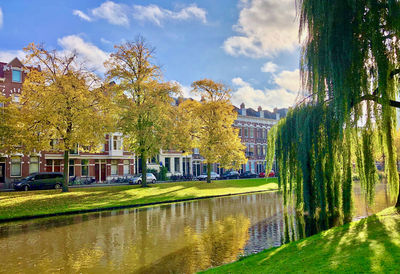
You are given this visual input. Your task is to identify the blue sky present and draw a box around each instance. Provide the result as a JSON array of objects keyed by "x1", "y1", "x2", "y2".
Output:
[{"x1": 0, "y1": 0, "x2": 300, "y2": 111}]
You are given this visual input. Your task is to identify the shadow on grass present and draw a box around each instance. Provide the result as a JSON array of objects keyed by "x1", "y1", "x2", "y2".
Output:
[{"x1": 208, "y1": 210, "x2": 400, "y2": 273}]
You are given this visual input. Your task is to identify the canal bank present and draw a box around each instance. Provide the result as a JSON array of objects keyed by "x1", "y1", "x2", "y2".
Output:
[
  {"x1": 203, "y1": 206, "x2": 400, "y2": 273},
  {"x1": 0, "y1": 178, "x2": 278, "y2": 222}
]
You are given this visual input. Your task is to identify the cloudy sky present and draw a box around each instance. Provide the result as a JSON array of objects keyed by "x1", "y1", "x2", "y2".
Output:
[{"x1": 0, "y1": 0, "x2": 300, "y2": 111}]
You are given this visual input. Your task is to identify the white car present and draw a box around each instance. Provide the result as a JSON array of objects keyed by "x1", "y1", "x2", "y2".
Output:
[
  {"x1": 196, "y1": 172, "x2": 220, "y2": 181},
  {"x1": 129, "y1": 173, "x2": 157, "y2": 184}
]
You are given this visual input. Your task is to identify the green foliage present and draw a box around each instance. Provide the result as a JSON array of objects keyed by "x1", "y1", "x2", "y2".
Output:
[
  {"x1": 297, "y1": 0, "x2": 400, "y2": 205},
  {"x1": 267, "y1": 0, "x2": 400, "y2": 221}
]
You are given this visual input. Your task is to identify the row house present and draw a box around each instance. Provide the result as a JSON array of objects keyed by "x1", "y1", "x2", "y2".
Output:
[
  {"x1": 0, "y1": 58, "x2": 135, "y2": 188},
  {"x1": 190, "y1": 103, "x2": 287, "y2": 176}
]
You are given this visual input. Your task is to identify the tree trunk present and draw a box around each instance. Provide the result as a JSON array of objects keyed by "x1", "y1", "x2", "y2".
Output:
[
  {"x1": 62, "y1": 150, "x2": 69, "y2": 192},
  {"x1": 141, "y1": 152, "x2": 147, "y2": 187},
  {"x1": 207, "y1": 163, "x2": 211, "y2": 183},
  {"x1": 396, "y1": 174, "x2": 400, "y2": 207}
]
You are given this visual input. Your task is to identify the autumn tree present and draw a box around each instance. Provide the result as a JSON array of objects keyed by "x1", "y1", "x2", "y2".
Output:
[
  {"x1": 0, "y1": 95, "x2": 21, "y2": 153},
  {"x1": 178, "y1": 79, "x2": 247, "y2": 183},
  {"x1": 18, "y1": 43, "x2": 115, "y2": 192},
  {"x1": 105, "y1": 38, "x2": 178, "y2": 187}
]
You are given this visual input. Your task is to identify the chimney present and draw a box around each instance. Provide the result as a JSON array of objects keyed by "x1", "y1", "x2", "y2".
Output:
[
  {"x1": 240, "y1": 103, "x2": 246, "y2": 116},
  {"x1": 258, "y1": 106, "x2": 264, "y2": 118}
]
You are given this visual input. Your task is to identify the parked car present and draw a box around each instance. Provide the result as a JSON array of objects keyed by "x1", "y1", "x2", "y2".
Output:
[
  {"x1": 258, "y1": 172, "x2": 265, "y2": 178},
  {"x1": 220, "y1": 171, "x2": 240, "y2": 180},
  {"x1": 129, "y1": 173, "x2": 157, "y2": 185},
  {"x1": 14, "y1": 172, "x2": 64, "y2": 191},
  {"x1": 196, "y1": 172, "x2": 220, "y2": 181},
  {"x1": 239, "y1": 171, "x2": 258, "y2": 178},
  {"x1": 268, "y1": 170, "x2": 275, "y2": 177}
]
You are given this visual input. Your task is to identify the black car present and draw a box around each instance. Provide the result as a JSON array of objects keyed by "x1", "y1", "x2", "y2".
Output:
[
  {"x1": 239, "y1": 171, "x2": 258, "y2": 178},
  {"x1": 220, "y1": 171, "x2": 240, "y2": 180},
  {"x1": 14, "y1": 172, "x2": 64, "y2": 191}
]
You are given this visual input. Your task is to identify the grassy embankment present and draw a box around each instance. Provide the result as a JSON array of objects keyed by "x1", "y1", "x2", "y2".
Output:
[
  {"x1": 0, "y1": 178, "x2": 277, "y2": 221},
  {"x1": 204, "y1": 207, "x2": 400, "y2": 273}
]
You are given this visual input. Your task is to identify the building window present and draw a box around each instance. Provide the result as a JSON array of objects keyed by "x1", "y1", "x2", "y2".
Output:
[
  {"x1": 12, "y1": 69, "x2": 22, "y2": 83},
  {"x1": 11, "y1": 156, "x2": 21, "y2": 176},
  {"x1": 111, "y1": 160, "x2": 118, "y2": 175},
  {"x1": 174, "y1": 157, "x2": 180, "y2": 173},
  {"x1": 250, "y1": 128, "x2": 254, "y2": 138},
  {"x1": 249, "y1": 145, "x2": 254, "y2": 155},
  {"x1": 69, "y1": 144, "x2": 79, "y2": 155},
  {"x1": 165, "y1": 158, "x2": 170, "y2": 172},
  {"x1": 29, "y1": 156, "x2": 39, "y2": 174},
  {"x1": 123, "y1": 160, "x2": 130, "y2": 175},
  {"x1": 113, "y1": 136, "x2": 122, "y2": 150},
  {"x1": 244, "y1": 128, "x2": 248, "y2": 137},
  {"x1": 258, "y1": 145, "x2": 262, "y2": 156},
  {"x1": 82, "y1": 159, "x2": 89, "y2": 176},
  {"x1": 12, "y1": 94, "x2": 20, "y2": 103},
  {"x1": 239, "y1": 128, "x2": 242, "y2": 136},
  {"x1": 263, "y1": 145, "x2": 267, "y2": 156},
  {"x1": 69, "y1": 159, "x2": 75, "y2": 176}
]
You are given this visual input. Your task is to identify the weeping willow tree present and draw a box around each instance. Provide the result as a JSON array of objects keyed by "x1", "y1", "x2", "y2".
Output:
[{"x1": 268, "y1": 0, "x2": 400, "y2": 224}]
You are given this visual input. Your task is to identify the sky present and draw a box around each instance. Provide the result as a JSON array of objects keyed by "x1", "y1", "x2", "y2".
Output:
[{"x1": 0, "y1": 0, "x2": 301, "y2": 111}]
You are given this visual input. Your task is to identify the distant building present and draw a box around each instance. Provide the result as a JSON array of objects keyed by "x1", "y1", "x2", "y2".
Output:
[{"x1": 235, "y1": 103, "x2": 287, "y2": 174}]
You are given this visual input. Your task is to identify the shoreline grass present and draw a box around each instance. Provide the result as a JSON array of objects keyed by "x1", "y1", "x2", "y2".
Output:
[
  {"x1": 0, "y1": 178, "x2": 277, "y2": 222},
  {"x1": 203, "y1": 207, "x2": 400, "y2": 273}
]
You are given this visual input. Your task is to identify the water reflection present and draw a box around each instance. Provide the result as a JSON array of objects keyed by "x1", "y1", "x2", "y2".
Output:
[{"x1": 0, "y1": 183, "x2": 392, "y2": 274}]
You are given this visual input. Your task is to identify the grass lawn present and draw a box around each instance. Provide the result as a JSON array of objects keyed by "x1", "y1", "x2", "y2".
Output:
[
  {"x1": 203, "y1": 207, "x2": 400, "y2": 273},
  {"x1": 0, "y1": 178, "x2": 277, "y2": 221}
]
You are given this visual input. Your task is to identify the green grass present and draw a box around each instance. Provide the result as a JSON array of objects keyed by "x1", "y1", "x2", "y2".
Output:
[
  {"x1": 203, "y1": 207, "x2": 400, "y2": 273},
  {"x1": 0, "y1": 178, "x2": 277, "y2": 221}
]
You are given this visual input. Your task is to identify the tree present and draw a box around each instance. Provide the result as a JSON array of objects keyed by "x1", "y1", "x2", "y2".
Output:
[
  {"x1": 178, "y1": 79, "x2": 247, "y2": 183},
  {"x1": 18, "y1": 43, "x2": 114, "y2": 192},
  {"x1": 105, "y1": 38, "x2": 178, "y2": 187},
  {"x1": 0, "y1": 95, "x2": 20, "y2": 153},
  {"x1": 267, "y1": 0, "x2": 400, "y2": 225}
]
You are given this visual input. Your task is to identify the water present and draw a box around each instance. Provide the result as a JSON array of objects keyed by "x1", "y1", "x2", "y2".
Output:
[{"x1": 0, "y1": 183, "x2": 392, "y2": 273}]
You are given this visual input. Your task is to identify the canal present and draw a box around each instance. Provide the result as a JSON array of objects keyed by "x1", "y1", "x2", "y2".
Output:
[{"x1": 0, "y1": 183, "x2": 392, "y2": 273}]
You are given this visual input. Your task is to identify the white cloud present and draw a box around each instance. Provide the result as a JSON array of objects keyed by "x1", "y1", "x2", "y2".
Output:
[
  {"x1": 261, "y1": 61, "x2": 277, "y2": 73},
  {"x1": 0, "y1": 50, "x2": 25, "y2": 63},
  {"x1": 0, "y1": 7, "x2": 3, "y2": 28},
  {"x1": 274, "y1": 69, "x2": 300, "y2": 93},
  {"x1": 133, "y1": 4, "x2": 206, "y2": 26},
  {"x1": 231, "y1": 69, "x2": 299, "y2": 110},
  {"x1": 73, "y1": 10, "x2": 92, "y2": 22},
  {"x1": 100, "y1": 37, "x2": 112, "y2": 44},
  {"x1": 91, "y1": 1, "x2": 129, "y2": 26},
  {"x1": 57, "y1": 35, "x2": 109, "y2": 73},
  {"x1": 172, "y1": 81, "x2": 201, "y2": 100},
  {"x1": 223, "y1": 0, "x2": 298, "y2": 58}
]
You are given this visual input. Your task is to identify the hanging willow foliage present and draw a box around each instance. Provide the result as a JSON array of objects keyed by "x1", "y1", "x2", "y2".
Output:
[{"x1": 267, "y1": 0, "x2": 400, "y2": 222}]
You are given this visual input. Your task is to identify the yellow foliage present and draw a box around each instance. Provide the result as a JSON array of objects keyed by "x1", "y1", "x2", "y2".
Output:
[{"x1": 177, "y1": 79, "x2": 247, "y2": 171}]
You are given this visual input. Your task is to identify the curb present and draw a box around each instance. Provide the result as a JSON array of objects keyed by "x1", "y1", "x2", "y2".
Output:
[{"x1": 0, "y1": 188, "x2": 278, "y2": 224}]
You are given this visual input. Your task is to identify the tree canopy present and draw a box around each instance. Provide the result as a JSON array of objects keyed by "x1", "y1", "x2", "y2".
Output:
[
  {"x1": 19, "y1": 43, "x2": 115, "y2": 191},
  {"x1": 268, "y1": 0, "x2": 400, "y2": 225},
  {"x1": 177, "y1": 79, "x2": 247, "y2": 183},
  {"x1": 105, "y1": 37, "x2": 179, "y2": 187}
]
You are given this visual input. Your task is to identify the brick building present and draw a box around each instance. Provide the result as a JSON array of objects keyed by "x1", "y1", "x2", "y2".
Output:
[
  {"x1": 0, "y1": 57, "x2": 287, "y2": 187},
  {"x1": 190, "y1": 103, "x2": 287, "y2": 176},
  {"x1": 0, "y1": 58, "x2": 135, "y2": 188}
]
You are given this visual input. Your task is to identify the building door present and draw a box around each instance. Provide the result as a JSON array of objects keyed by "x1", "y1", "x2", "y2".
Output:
[
  {"x1": 0, "y1": 163, "x2": 5, "y2": 183},
  {"x1": 95, "y1": 164, "x2": 100, "y2": 182},
  {"x1": 101, "y1": 164, "x2": 106, "y2": 181},
  {"x1": 95, "y1": 162, "x2": 107, "y2": 182}
]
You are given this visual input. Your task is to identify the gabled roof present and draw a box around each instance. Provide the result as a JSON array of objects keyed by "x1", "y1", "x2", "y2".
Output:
[{"x1": 7, "y1": 57, "x2": 23, "y2": 68}]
